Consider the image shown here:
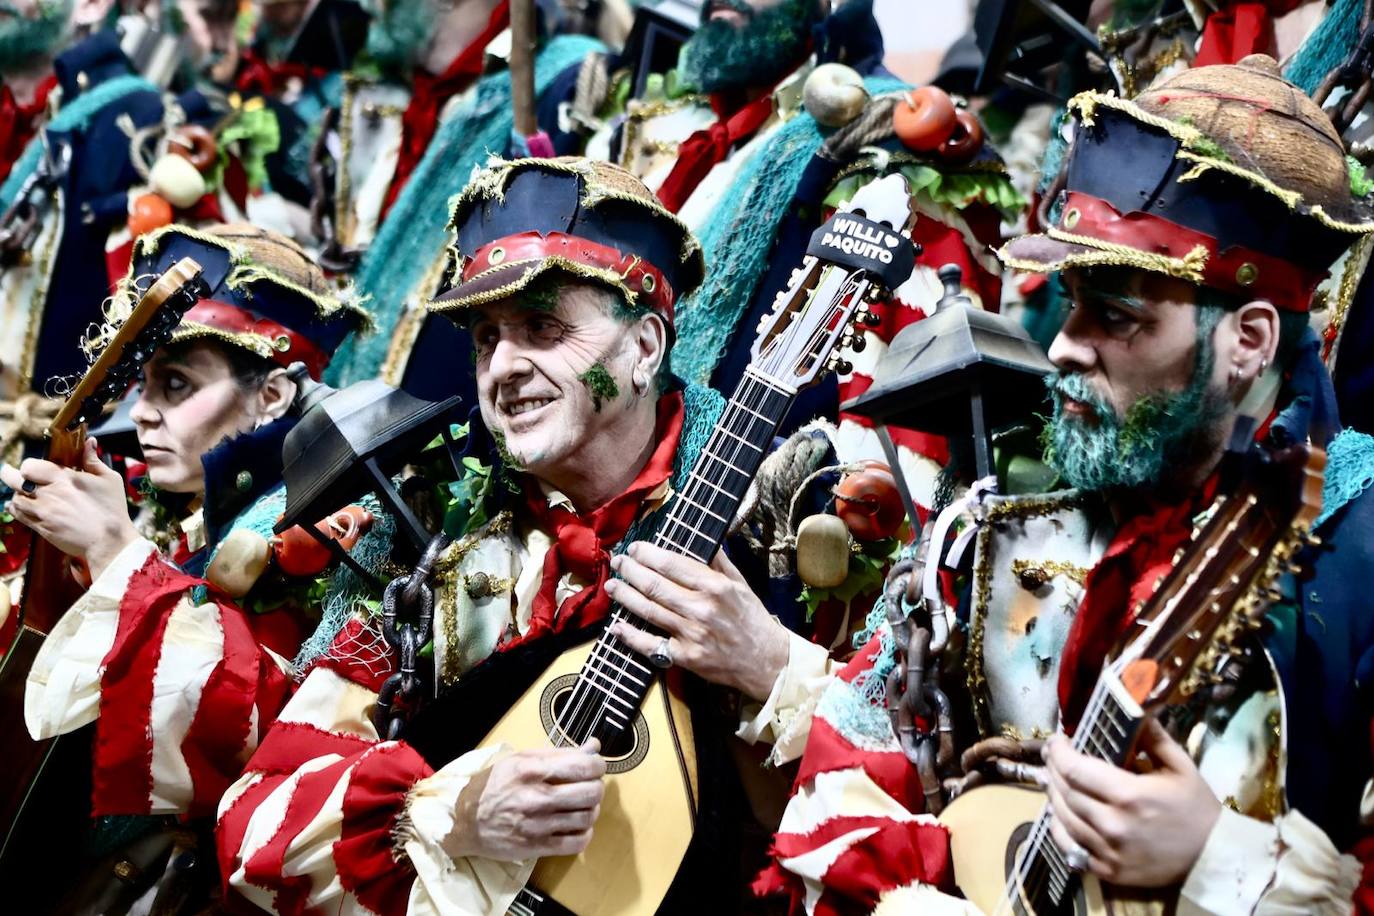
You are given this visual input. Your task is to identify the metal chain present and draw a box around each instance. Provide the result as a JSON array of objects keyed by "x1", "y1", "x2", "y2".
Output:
[
  {"x1": 373, "y1": 533, "x2": 450, "y2": 740},
  {"x1": 884, "y1": 529, "x2": 955, "y2": 814}
]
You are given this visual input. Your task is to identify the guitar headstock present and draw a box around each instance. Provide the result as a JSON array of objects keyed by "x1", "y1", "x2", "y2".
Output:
[
  {"x1": 749, "y1": 173, "x2": 918, "y2": 389},
  {"x1": 1117, "y1": 439, "x2": 1325, "y2": 711},
  {"x1": 51, "y1": 257, "x2": 208, "y2": 435}
]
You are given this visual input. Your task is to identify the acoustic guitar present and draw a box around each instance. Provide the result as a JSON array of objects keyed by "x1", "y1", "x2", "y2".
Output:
[
  {"x1": 0, "y1": 258, "x2": 208, "y2": 869},
  {"x1": 939, "y1": 432, "x2": 1325, "y2": 916},
  {"x1": 403, "y1": 174, "x2": 920, "y2": 916}
]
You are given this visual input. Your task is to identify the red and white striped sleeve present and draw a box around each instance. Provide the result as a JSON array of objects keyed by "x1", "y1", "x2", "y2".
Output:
[
  {"x1": 217, "y1": 617, "x2": 533, "y2": 915},
  {"x1": 25, "y1": 540, "x2": 293, "y2": 816}
]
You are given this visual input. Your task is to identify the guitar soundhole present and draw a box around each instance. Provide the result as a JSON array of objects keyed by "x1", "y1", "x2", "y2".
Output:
[
  {"x1": 539, "y1": 674, "x2": 650, "y2": 774},
  {"x1": 1005, "y1": 820, "x2": 1088, "y2": 916}
]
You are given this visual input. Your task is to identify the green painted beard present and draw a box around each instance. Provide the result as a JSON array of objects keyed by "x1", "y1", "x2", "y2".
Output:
[
  {"x1": 363, "y1": 0, "x2": 434, "y2": 73},
  {"x1": 0, "y1": 0, "x2": 73, "y2": 71},
  {"x1": 1042, "y1": 312, "x2": 1231, "y2": 494},
  {"x1": 678, "y1": 0, "x2": 817, "y2": 94}
]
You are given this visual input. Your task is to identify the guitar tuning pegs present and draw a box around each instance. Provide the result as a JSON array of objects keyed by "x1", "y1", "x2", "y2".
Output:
[
  {"x1": 848, "y1": 334, "x2": 867, "y2": 353},
  {"x1": 862, "y1": 310, "x2": 882, "y2": 327},
  {"x1": 832, "y1": 357, "x2": 853, "y2": 375},
  {"x1": 864, "y1": 285, "x2": 886, "y2": 304}
]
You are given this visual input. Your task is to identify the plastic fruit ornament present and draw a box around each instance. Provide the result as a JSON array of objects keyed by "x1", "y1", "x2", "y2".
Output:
[
  {"x1": 938, "y1": 109, "x2": 985, "y2": 165},
  {"x1": 893, "y1": 86, "x2": 958, "y2": 152},
  {"x1": 128, "y1": 193, "x2": 174, "y2": 237},
  {"x1": 834, "y1": 460, "x2": 904, "y2": 541}
]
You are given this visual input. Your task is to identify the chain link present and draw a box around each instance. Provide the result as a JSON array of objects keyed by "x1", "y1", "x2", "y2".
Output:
[
  {"x1": 374, "y1": 533, "x2": 450, "y2": 740},
  {"x1": 884, "y1": 530, "x2": 955, "y2": 814}
]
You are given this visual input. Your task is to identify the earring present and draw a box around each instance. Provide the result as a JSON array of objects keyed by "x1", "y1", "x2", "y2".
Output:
[
  {"x1": 632, "y1": 370, "x2": 649, "y2": 397},
  {"x1": 1259, "y1": 358, "x2": 1270, "y2": 374}
]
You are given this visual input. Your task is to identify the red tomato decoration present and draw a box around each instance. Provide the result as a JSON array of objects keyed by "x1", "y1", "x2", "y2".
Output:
[
  {"x1": 271, "y1": 505, "x2": 376, "y2": 577},
  {"x1": 893, "y1": 86, "x2": 958, "y2": 152},
  {"x1": 834, "y1": 460, "x2": 905, "y2": 541},
  {"x1": 127, "y1": 193, "x2": 174, "y2": 237}
]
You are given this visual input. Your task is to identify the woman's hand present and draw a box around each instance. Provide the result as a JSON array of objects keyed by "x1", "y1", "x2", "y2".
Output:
[{"x1": 2, "y1": 438, "x2": 139, "y2": 579}]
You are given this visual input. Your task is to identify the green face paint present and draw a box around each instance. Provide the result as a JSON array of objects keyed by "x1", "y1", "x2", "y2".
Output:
[
  {"x1": 678, "y1": 0, "x2": 818, "y2": 94},
  {"x1": 1043, "y1": 305, "x2": 1229, "y2": 493},
  {"x1": 578, "y1": 360, "x2": 620, "y2": 412},
  {"x1": 0, "y1": 0, "x2": 73, "y2": 69},
  {"x1": 489, "y1": 428, "x2": 522, "y2": 471}
]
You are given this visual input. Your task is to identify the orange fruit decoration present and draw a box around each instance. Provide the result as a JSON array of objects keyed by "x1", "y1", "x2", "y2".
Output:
[
  {"x1": 834, "y1": 460, "x2": 905, "y2": 541},
  {"x1": 127, "y1": 193, "x2": 174, "y2": 237}
]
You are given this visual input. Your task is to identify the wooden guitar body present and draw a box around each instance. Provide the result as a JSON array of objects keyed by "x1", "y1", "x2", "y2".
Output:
[
  {"x1": 479, "y1": 639, "x2": 699, "y2": 916},
  {"x1": 941, "y1": 784, "x2": 1174, "y2": 916}
]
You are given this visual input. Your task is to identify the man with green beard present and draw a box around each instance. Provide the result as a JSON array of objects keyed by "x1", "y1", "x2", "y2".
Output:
[
  {"x1": 0, "y1": 0, "x2": 75, "y2": 182},
  {"x1": 754, "y1": 56, "x2": 1374, "y2": 912}
]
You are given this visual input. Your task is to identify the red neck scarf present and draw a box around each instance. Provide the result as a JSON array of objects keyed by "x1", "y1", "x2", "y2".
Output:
[
  {"x1": 0, "y1": 75, "x2": 55, "y2": 184},
  {"x1": 656, "y1": 89, "x2": 776, "y2": 214},
  {"x1": 503, "y1": 391, "x2": 685, "y2": 651},
  {"x1": 1057, "y1": 480, "x2": 1217, "y2": 731},
  {"x1": 380, "y1": 0, "x2": 510, "y2": 219},
  {"x1": 235, "y1": 49, "x2": 323, "y2": 97}
]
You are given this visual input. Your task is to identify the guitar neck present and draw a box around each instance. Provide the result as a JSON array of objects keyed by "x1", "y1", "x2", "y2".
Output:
[{"x1": 566, "y1": 367, "x2": 796, "y2": 743}]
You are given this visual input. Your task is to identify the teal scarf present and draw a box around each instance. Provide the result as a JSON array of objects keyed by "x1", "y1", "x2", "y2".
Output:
[{"x1": 327, "y1": 35, "x2": 603, "y2": 386}]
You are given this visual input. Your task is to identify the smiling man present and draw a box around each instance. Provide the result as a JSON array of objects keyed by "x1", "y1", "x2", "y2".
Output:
[{"x1": 215, "y1": 158, "x2": 845, "y2": 914}]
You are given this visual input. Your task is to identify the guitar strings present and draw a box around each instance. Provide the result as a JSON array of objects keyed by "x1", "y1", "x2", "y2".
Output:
[
  {"x1": 561, "y1": 277, "x2": 861, "y2": 746},
  {"x1": 553, "y1": 369, "x2": 779, "y2": 747},
  {"x1": 552, "y1": 278, "x2": 857, "y2": 749}
]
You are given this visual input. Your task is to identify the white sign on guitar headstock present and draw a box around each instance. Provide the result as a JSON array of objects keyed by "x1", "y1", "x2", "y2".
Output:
[{"x1": 751, "y1": 173, "x2": 918, "y2": 389}]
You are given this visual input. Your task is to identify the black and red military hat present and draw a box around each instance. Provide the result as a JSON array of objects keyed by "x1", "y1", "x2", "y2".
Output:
[
  {"x1": 112, "y1": 223, "x2": 372, "y2": 379},
  {"x1": 429, "y1": 157, "x2": 705, "y2": 327},
  {"x1": 1000, "y1": 55, "x2": 1374, "y2": 312}
]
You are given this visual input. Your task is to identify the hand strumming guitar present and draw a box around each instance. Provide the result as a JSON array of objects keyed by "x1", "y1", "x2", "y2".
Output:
[
  {"x1": 2, "y1": 437, "x2": 138, "y2": 580},
  {"x1": 1042, "y1": 718, "x2": 1221, "y2": 887},
  {"x1": 604, "y1": 541, "x2": 791, "y2": 703}
]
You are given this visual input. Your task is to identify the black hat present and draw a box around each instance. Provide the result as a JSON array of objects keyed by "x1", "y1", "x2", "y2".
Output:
[
  {"x1": 112, "y1": 223, "x2": 371, "y2": 378},
  {"x1": 1000, "y1": 56, "x2": 1374, "y2": 313},
  {"x1": 430, "y1": 157, "x2": 704, "y2": 327}
]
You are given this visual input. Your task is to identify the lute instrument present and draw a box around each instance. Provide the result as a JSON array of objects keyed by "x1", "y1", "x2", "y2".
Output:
[
  {"x1": 406, "y1": 173, "x2": 920, "y2": 916},
  {"x1": 940, "y1": 431, "x2": 1326, "y2": 916},
  {"x1": 0, "y1": 258, "x2": 208, "y2": 869}
]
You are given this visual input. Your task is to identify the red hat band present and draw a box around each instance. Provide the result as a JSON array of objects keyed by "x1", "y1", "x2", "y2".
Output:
[
  {"x1": 183, "y1": 301, "x2": 330, "y2": 379},
  {"x1": 463, "y1": 231, "x2": 677, "y2": 324},
  {"x1": 1058, "y1": 192, "x2": 1327, "y2": 312}
]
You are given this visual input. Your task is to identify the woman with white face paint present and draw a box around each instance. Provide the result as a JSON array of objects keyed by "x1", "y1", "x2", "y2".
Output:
[{"x1": 0, "y1": 223, "x2": 368, "y2": 912}]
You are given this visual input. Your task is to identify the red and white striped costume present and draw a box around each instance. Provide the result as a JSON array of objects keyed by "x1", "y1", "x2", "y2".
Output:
[
  {"x1": 25, "y1": 536, "x2": 294, "y2": 816},
  {"x1": 215, "y1": 493, "x2": 840, "y2": 915}
]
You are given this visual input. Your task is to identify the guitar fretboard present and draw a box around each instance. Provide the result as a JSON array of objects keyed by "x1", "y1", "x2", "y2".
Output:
[{"x1": 551, "y1": 366, "x2": 796, "y2": 746}]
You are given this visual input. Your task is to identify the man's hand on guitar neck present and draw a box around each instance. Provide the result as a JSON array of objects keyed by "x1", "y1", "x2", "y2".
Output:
[
  {"x1": 444, "y1": 740, "x2": 607, "y2": 862},
  {"x1": 1042, "y1": 718, "x2": 1221, "y2": 888},
  {"x1": 2, "y1": 438, "x2": 139, "y2": 580},
  {"x1": 604, "y1": 541, "x2": 791, "y2": 703}
]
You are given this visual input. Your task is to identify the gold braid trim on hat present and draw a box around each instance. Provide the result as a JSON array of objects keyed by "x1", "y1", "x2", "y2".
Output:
[
  {"x1": 167, "y1": 322, "x2": 283, "y2": 361},
  {"x1": 1012, "y1": 225, "x2": 1211, "y2": 282},
  {"x1": 1070, "y1": 93, "x2": 1374, "y2": 235},
  {"x1": 131, "y1": 225, "x2": 375, "y2": 327},
  {"x1": 447, "y1": 157, "x2": 704, "y2": 274},
  {"x1": 427, "y1": 256, "x2": 643, "y2": 312},
  {"x1": 1069, "y1": 91, "x2": 1207, "y2": 146}
]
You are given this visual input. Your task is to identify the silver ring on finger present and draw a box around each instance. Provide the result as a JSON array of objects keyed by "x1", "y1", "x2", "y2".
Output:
[
  {"x1": 1064, "y1": 843, "x2": 1090, "y2": 873},
  {"x1": 648, "y1": 637, "x2": 673, "y2": 669}
]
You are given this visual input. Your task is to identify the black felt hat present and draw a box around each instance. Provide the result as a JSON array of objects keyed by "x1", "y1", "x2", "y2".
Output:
[
  {"x1": 119, "y1": 223, "x2": 371, "y2": 378},
  {"x1": 1000, "y1": 56, "x2": 1374, "y2": 313},
  {"x1": 430, "y1": 158, "x2": 704, "y2": 326}
]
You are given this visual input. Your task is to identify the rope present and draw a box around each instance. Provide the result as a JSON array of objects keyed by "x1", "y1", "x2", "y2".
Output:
[
  {"x1": 821, "y1": 93, "x2": 900, "y2": 162},
  {"x1": 0, "y1": 392, "x2": 63, "y2": 457}
]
